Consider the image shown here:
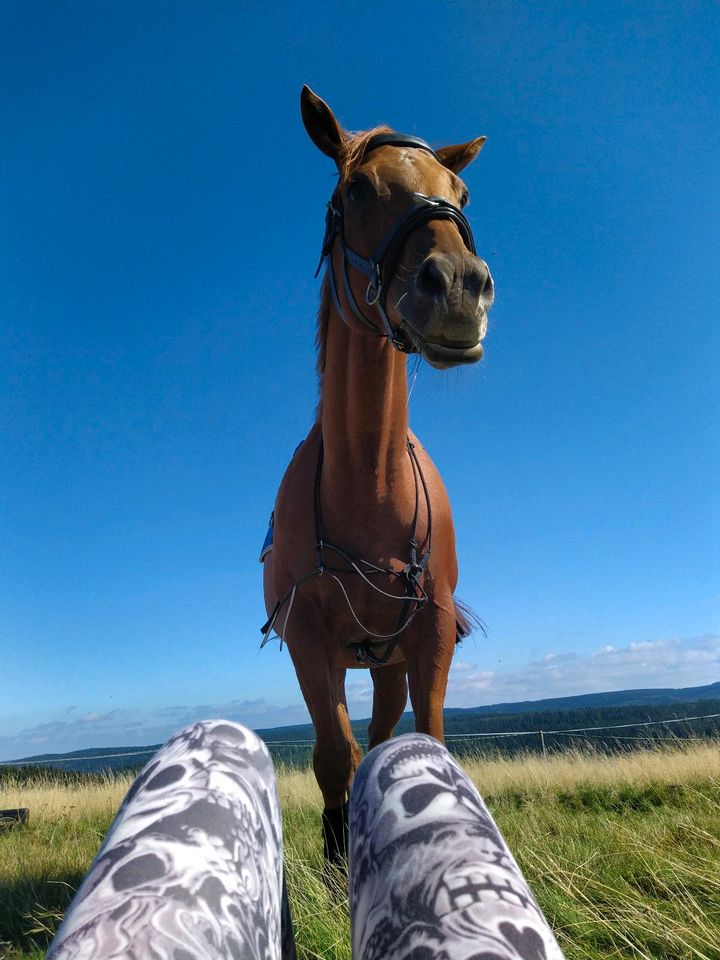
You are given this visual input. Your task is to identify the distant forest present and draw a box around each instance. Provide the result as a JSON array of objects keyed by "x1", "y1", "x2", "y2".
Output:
[
  {"x1": 258, "y1": 696, "x2": 720, "y2": 767},
  {"x1": 4, "y1": 696, "x2": 719, "y2": 780}
]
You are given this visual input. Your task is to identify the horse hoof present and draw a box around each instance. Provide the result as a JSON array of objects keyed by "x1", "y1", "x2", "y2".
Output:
[{"x1": 321, "y1": 802, "x2": 348, "y2": 875}]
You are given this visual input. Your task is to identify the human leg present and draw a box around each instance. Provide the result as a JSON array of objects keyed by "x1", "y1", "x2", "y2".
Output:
[
  {"x1": 348, "y1": 733, "x2": 565, "y2": 960},
  {"x1": 47, "y1": 720, "x2": 295, "y2": 960}
]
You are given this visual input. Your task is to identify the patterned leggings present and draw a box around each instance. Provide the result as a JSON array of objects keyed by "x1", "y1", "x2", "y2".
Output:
[{"x1": 47, "y1": 720, "x2": 565, "y2": 960}]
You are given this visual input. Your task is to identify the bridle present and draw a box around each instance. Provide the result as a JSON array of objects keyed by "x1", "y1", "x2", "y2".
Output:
[
  {"x1": 261, "y1": 435, "x2": 433, "y2": 666},
  {"x1": 260, "y1": 135, "x2": 476, "y2": 664},
  {"x1": 315, "y1": 133, "x2": 477, "y2": 352}
]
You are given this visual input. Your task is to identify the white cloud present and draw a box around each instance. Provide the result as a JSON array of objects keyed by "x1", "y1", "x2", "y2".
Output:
[
  {"x1": 344, "y1": 678, "x2": 373, "y2": 703},
  {"x1": 3, "y1": 634, "x2": 719, "y2": 762},
  {"x1": 0, "y1": 698, "x2": 310, "y2": 762},
  {"x1": 452, "y1": 661, "x2": 475, "y2": 673},
  {"x1": 441, "y1": 633, "x2": 720, "y2": 707}
]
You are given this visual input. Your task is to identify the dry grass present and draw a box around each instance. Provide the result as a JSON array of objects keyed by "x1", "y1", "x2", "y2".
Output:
[
  {"x1": 0, "y1": 774, "x2": 132, "y2": 960},
  {"x1": 1, "y1": 774, "x2": 131, "y2": 824},
  {"x1": 2, "y1": 743, "x2": 720, "y2": 960},
  {"x1": 276, "y1": 763, "x2": 324, "y2": 810},
  {"x1": 463, "y1": 740, "x2": 720, "y2": 795}
]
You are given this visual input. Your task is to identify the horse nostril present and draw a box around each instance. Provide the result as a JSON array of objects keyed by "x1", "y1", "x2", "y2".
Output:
[
  {"x1": 482, "y1": 267, "x2": 494, "y2": 300},
  {"x1": 416, "y1": 257, "x2": 453, "y2": 299},
  {"x1": 464, "y1": 260, "x2": 494, "y2": 301}
]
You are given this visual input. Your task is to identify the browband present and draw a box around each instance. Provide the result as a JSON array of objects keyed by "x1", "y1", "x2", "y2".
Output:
[
  {"x1": 315, "y1": 132, "x2": 474, "y2": 352},
  {"x1": 363, "y1": 133, "x2": 441, "y2": 163}
]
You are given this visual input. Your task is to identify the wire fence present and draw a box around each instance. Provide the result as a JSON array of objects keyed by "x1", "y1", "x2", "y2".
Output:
[{"x1": 2, "y1": 711, "x2": 720, "y2": 768}]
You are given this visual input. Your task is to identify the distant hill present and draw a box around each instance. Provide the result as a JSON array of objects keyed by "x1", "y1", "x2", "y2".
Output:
[
  {"x1": 5, "y1": 679, "x2": 720, "y2": 773},
  {"x1": 443, "y1": 680, "x2": 720, "y2": 716},
  {"x1": 2, "y1": 744, "x2": 162, "y2": 776}
]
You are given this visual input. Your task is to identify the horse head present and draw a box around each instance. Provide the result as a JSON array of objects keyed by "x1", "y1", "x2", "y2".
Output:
[{"x1": 301, "y1": 86, "x2": 494, "y2": 369}]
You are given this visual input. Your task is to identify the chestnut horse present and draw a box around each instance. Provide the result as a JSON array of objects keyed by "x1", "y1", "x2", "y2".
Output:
[{"x1": 262, "y1": 87, "x2": 494, "y2": 864}]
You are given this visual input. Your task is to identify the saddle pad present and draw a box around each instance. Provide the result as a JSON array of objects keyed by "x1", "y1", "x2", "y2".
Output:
[
  {"x1": 258, "y1": 441, "x2": 304, "y2": 563},
  {"x1": 259, "y1": 511, "x2": 274, "y2": 563}
]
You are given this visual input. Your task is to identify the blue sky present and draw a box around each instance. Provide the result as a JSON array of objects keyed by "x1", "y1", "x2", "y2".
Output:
[{"x1": 2, "y1": 1, "x2": 718, "y2": 760}]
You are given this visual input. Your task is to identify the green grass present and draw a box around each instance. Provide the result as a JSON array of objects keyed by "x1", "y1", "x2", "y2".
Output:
[{"x1": 2, "y1": 744, "x2": 720, "y2": 959}]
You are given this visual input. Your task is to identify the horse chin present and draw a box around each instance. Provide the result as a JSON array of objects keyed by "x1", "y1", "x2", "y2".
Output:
[
  {"x1": 421, "y1": 340, "x2": 484, "y2": 369},
  {"x1": 399, "y1": 313, "x2": 486, "y2": 369}
]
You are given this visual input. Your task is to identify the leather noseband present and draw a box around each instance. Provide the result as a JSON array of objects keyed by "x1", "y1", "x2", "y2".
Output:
[{"x1": 315, "y1": 133, "x2": 477, "y2": 352}]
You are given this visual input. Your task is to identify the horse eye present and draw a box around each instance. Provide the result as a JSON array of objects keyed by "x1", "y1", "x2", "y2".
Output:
[
  {"x1": 460, "y1": 190, "x2": 469, "y2": 209},
  {"x1": 347, "y1": 177, "x2": 370, "y2": 204}
]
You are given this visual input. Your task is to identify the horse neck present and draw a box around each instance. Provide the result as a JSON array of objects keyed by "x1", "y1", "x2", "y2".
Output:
[{"x1": 318, "y1": 304, "x2": 409, "y2": 491}]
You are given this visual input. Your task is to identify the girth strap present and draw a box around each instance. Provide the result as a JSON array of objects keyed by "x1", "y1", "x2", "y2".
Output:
[{"x1": 260, "y1": 436, "x2": 433, "y2": 656}]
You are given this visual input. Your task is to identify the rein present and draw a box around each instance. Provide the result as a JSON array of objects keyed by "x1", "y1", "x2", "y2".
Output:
[
  {"x1": 314, "y1": 133, "x2": 477, "y2": 353},
  {"x1": 261, "y1": 135, "x2": 464, "y2": 662},
  {"x1": 261, "y1": 438, "x2": 433, "y2": 665}
]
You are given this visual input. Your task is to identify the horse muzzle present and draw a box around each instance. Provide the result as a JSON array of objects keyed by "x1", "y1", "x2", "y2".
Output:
[
  {"x1": 403, "y1": 252, "x2": 493, "y2": 367},
  {"x1": 419, "y1": 336, "x2": 485, "y2": 368}
]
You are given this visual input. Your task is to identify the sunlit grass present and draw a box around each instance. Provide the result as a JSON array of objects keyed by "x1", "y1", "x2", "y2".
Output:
[
  {"x1": 2, "y1": 744, "x2": 720, "y2": 959},
  {"x1": 462, "y1": 740, "x2": 720, "y2": 796}
]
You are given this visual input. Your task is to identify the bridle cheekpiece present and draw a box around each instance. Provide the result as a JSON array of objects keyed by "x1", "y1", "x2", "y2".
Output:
[{"x1": 315, "y1": 133, "x2": 477, "y2": 352}]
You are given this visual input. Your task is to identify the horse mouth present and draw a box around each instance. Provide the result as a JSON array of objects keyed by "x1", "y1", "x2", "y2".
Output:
[
  {"x1": 420, "y1": 338, "x2": 484, "y2": 369},
  {"x1": 400, "y1": 317, "x2": 485, "y2": 369}
]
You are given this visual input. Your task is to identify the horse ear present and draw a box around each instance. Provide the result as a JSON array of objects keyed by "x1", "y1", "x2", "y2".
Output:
[
  {"x1": 436, "y1": 137, "x2": 487, "y2": 173},
  {"x1": 300, "y1": 86, "x2": 347, "y2": 163}
]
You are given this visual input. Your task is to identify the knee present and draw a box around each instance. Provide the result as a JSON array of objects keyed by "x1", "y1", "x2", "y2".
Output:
[
  {"x1": 366, "y1": 731, "x2": 444, "y2": 763},
  {"x1": 165, "y1": 720, "x2": 271, "y2": 760},
  {"x1": 353, "y1": 733, "x2": 451, "y2": 801}
]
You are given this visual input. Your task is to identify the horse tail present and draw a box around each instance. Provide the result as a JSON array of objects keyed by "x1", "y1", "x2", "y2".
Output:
[{"x1": 453, "y1": 597, "x2": 486, "y2": 645}]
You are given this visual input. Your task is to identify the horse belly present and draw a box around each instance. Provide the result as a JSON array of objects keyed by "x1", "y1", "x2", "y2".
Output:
[{"x1": 335, "y1": 645, "x2": 407, "y2": 670}]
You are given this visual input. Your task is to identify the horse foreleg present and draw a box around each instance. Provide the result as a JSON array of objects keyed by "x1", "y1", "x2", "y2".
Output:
[
  {"x1": 368, "y1": 662, "x2": 408, "y2": 749},
  {"x1": 336, "y1": 667, "x2": 363, "y2": 774},
  {"x1": 290, "y1": 652, "x2": 361, "y2": 865},
  {"x1": 406, "y1": 606, "x2": 456, "y2": 742}
]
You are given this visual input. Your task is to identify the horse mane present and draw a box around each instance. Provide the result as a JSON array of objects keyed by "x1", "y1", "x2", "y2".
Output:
[
  {"x1": 315, "y1": 125, "x2": 395, "y2": 412},
  {"x1": 338, "y1": 124, "x2": 394, "y2": 181}
]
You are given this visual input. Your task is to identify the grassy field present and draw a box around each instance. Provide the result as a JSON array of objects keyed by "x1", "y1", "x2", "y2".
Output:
[{"x1": 2, "y1": 743, "x2": 720, "y2": 959}]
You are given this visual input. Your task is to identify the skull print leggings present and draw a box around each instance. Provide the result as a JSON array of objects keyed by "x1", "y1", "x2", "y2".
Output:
[{"x1": 47, "y1": 720, "x2": 565, "y2": 960}]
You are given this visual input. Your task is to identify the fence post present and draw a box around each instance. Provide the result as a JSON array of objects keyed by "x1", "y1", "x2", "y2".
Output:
[{"x1": 539, "y1": 730, "x2": 547, "y2": 760}]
